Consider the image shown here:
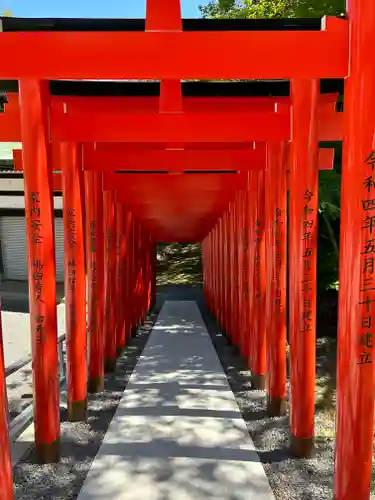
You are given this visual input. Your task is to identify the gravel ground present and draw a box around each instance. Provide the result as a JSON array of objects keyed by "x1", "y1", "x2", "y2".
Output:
[
  {"x1": 12, "y1": 311, "x2": 158, "y2": 500},
  {"x1": 199, "y1": 304, "x2": 335, "y2": 500},
  {"x1": 199, "y1": 296, "x2": 375, "y2": 500}
]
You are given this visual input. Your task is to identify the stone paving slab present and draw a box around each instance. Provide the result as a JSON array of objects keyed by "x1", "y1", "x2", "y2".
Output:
[{"x1": 77, "y1": 301, "x2": 275, "y2": 500}]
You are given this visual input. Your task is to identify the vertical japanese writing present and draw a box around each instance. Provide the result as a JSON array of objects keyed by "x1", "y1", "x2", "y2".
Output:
[
  {"x1": 67, "y1": 208, "x2": 77, "y2": 248},
  {"x1": 67, "y1": 207, "x2": 77, "y2": 317},
  {"x1": 116, "y1": 232, "x2": 121, "y2": 283},
  {"x1": 274, "y1": 207, "x2": 284, "y2": 309},
  {"x1": 90, "y1": 221, "x2": 97, "y2": 253},
  {"x1": 358, "y1": 151, "x2": 375, "y2": 365},
  {"x1": 33, "y1": 260, "x2": 44, "y2": 303},
  {"x1": 242, "y1": 225, "x2": 249, "y2": 300},
  {"x1": 35, "y1": 315, "x2": 45, "y2": 344},
  {"x1": 68, "y1": 260, "x2": 77, "y2": 292},
  {"x1": 300, "y1": 189, "x2": 314, "y2": 334},
  {"x1": 255, "y1": 219, "x2": 261, "y2": 306},
  {"x1": 105, "y1": 228, "x2": 112, "y2": 319},
  {"x1": 90, "y1": 220, "x2": 97, "y2": 331},
  {"x1": 30, "y1": 191, "x2": 43, "y2": 244},
  {"x1": 30, "y1": 191, "x2": 45, "y2": 341}
]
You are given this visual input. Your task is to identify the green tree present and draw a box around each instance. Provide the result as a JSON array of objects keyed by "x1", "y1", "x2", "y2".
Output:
[
  {"x1": 200, "y1": 0, "x2": 292, "y2": 18},
  {"x1": 293, "y1": 0, "x2": 345, "y2": 17},
  {"x1": 200, "y1": 0, "x2": 345, "y2": 19},
  {"x1": 2, "y1": 8, "x2": 13, "y2": 16}
]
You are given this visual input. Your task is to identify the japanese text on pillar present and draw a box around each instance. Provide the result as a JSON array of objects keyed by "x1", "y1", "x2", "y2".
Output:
[
  {"x1": 358, "y1": 151, "x2": 375, "y2": 364},
  {"x1": 301, "y1": 189, "x2": 314, "y2": 333}
]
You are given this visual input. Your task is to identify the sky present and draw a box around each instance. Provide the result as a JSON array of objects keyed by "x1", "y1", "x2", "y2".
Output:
[{"x1": 1, "y1": 0, "x2": 209, "y2": 18}]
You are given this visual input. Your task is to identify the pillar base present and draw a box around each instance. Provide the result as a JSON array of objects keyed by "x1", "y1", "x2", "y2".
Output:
[
  {"x1": 36, "y1": 439, "x2": 60, "y2": 464},
  {"x1": 267, "y1": 396, "x2": 286, "y2": 417},
  {"x1": 290, "y1": 435, "x2": 314, "y2": 458},
  {"x1": 251, "y1": 373, "x2": 267, "y2": 390},
  {"x1": 104, "y1": 357, "x2": 117, "y2": 373},
  {"x1": 88, "y1": 375, "x2": 104, "y2": 394},
  {"x1": 68, "y1": 399, "x2": 87, "y2": 422}
]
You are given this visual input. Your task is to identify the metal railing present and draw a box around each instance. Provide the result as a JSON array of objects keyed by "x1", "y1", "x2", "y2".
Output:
[{"x1": 6, "y1": 333, "x2": 66, "y2": 441}]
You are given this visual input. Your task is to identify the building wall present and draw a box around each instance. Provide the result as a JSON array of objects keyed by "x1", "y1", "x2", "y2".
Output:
[{"x1": 0, "y1": 174, "x2": 65, "y2": 282}]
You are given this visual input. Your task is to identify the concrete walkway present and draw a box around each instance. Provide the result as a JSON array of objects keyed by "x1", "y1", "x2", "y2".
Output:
[{"x1": 77, "y1": 301, "x2": 275, "y2": 500}]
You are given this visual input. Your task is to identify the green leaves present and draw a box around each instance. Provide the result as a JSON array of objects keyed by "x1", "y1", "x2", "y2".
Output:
[
  {"x1": 200, "y1": 0, "x2": 294, "y2": 19},
  {"x1": 200, "y1": 0, "x2": 345, "y2": 19},
  {"x1": 2, "y1": 8, "x2": 13, "y2": 17}
]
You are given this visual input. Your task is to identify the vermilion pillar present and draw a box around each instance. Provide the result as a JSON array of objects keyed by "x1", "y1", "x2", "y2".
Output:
[
  {"x1": 202, "y1": 239, "x2": 207, "y2": 301},
  {"x1": 150, "y1": 241, "x2": 157, "y2": 309},
  {"x1": 206, "y1": 233, "x2": 211, "y2": 311},
  {"x1": 129, "y1": 215, "x2": 137, "y2": 337},
  {"x1": 229, "y1": 202, "x2": 238, "y2": 343},
  {"x1": 148, "y1": 238, "x2": 153, "y2": 309},
  {"x1": 140, "y1": 230, "x2": 148, "y2": 322},
  {"x1": 233, "y1": 201, "x2": 240, "y2": 345},
  {"x1": 103, "y1": 189, "x2": 117, "y2": 372},
  {"x1": 19, "y1": 79, "x2": 60, "y2": 463},
  {"x1": 84, "y1": 171, "x2": 104, "y2": 393},
  {"x1": 252, "y1": 171, "x2": 267, "y2": 390},
  {"x1": 61, "y1": 143, "x2": 87, "y2": 422},
  {"x1": 223, "y1": 211, "x2": 230, "y2": 335},
  {"x1": 246, "y1": 171, "x2": 257, "y2": 367},
  {"x1": 210, "y1": 231, "x2": 213, "y2": 312},
  {"x1": 213, "y1": 225, "x2": 218, "y2": 319},
  {"x1": 265, "y1": 142, "x2": 287, "y2": 416},
  {"x1": 335, "y1": 0, "x2": 375, "y2": 498},
  {"x1": 145, "y1": 233, "x2": 151, "y2": 317},
  {"x1": 0, "y1": 309, "x2": 14, "y2": 499},
  {"x1": 116, "y1": 203, "x2": 126, "y2": 354},
  {"x1": 133, "y1": 219, "x2": 141, "y2": 329},
  {"x1": 205, "y1": 234, "x2": 210, "y2": 310},
  {"x1": 138, "y1": 224, "x2": 145, "y2": 325},
  {"x1": 145, "y1": 234, "x2": 152, "y2": 312},
  {"x1": 206, "y1": 235, "x2": 211, "y2": 310},
  {"x1": 245, "y1": 174, "x2": 258, "y2": 370},
  {"x1": 289, "y1": 79, "x2": 319, "y2": 457},
  {"x1": 124, "y1": 211, "x2": 133, "y2": 340},
  {"x1": 237, "y1": 191, "x2": 245, "y2": 355},
  {"x1": 241, "y1": 188, "x2": 250, "y2": 359},
  {"x1": 218, "y1": 217, "x2": 224, "y2": 329}
]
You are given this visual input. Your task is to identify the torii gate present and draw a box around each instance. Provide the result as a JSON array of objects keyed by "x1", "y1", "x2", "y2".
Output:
[{"x1": 0, "y1": 0, "x2": 373, "y2": 499}]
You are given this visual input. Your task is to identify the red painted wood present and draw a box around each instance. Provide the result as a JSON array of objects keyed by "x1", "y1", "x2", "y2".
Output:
[
  {"x1": 289, "y1": 79, "x2": 319, "y2": 455},
  {"x1": 265, "y1": 142, "x2": 287, "y2": 414},
  {"x1": 103, "y1": 189, "x2": 117, "y2": 371},
  {"x1": 0, "y1": 19, "x2": 348, "y2": 80},
  {"x1": 335, "y1": 0, "x2": 375, "y2": 496},
  {"x1": 51, "y1": 110, "x2": 290, "y2": 143},
  {"x1": 84, "y1": 171, "x2": 105, "y2": 392},
  {"x1": 0, "y1": 307, "x2": 14, "y2": 499},
  {"x1": 2, "y1": 93, "x2": 342, "y2": 143},
  {"x1": 61, "y1": 142, "x2": 87, "y2": 421},
  {"x1": 83, "y1": 148, "x2": 265, "y2": 172},
  {"x1": 19, "y1": 79, "x2": 60, "y2": 462}
]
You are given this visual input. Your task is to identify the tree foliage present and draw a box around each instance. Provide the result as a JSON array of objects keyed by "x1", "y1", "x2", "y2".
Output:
[
  {"x1": 200, "y1": 0, "x2": 293, "y2": 18},
  {"x1": 2, "y1": 8, "x2": 13, "y2": 17},
  {"x1": 199, "y1": 0, "x2": 345, "y2": 19}
]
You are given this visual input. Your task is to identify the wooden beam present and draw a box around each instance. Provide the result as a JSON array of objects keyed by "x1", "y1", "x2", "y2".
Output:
[{"x1": 0, "y1": 17, "x2": 348, "y2": 80}]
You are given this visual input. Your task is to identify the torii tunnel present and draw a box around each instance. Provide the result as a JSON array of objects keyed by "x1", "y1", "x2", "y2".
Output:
[{"x1": 0, "y1": 0, "x2": 374, "y2": 498}]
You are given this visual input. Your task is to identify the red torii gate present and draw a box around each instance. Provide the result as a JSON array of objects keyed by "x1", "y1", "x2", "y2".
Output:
[{"x1": 0, "y1": 0, "x2": 373, "y2": 499}]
